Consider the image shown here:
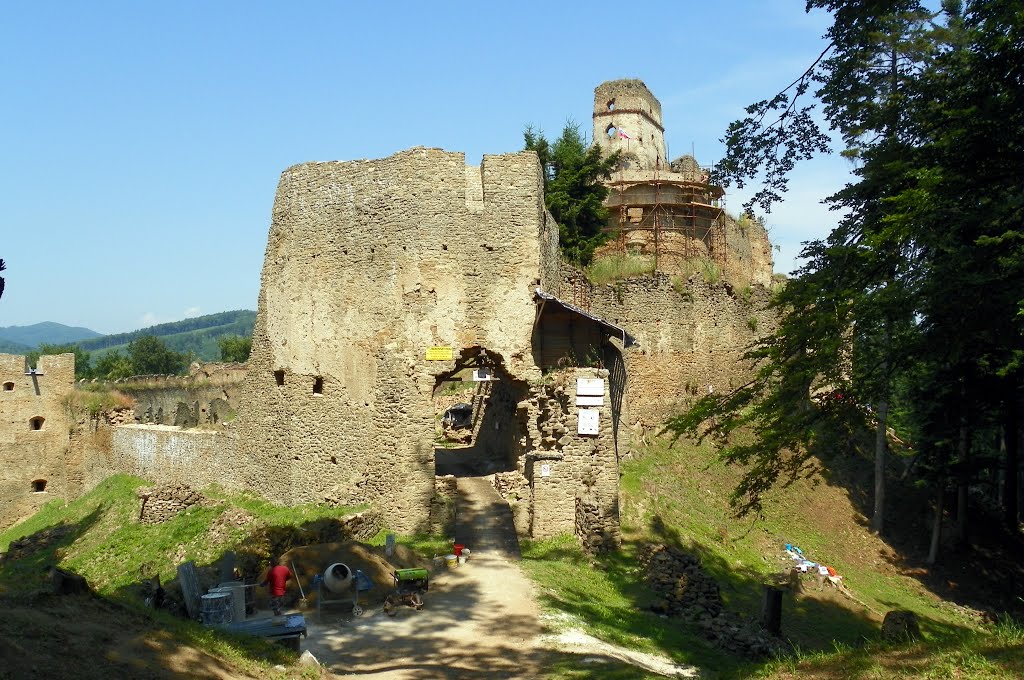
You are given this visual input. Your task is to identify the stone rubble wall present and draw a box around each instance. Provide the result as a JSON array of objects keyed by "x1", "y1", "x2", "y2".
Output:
[
  {"x1": 566, "y1": 269, "x2": 778, "y2": 429},
  {"x1": 519, "y1": 367, "x2": 620, "y2": 545},
  {"x1": 430, "y1": 475, "x2": 458, "y2": 536},
  {"x1": 640, "y1": 544, "x2": 787, "y2": 659},
  {"x1": 233, "y1": 148, "x2": 556, "y2": 533},
  {"x1": 136, "y1": 482, "x2": 211, "y2": 524}
]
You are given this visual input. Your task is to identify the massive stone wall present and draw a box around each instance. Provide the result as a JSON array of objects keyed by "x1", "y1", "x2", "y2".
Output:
[
  {"x1": 568, "y1": 270, "x2": 777, "y2": 429},
  {"x1": 233, "y1": 148, "x2": 559, "y2": 532},
  {"x1": 110, "y1": 425, "x2": 238, "y2": 490},
  {"x1": 0, "y1": 353, "x2": 75, "y2": 529}
]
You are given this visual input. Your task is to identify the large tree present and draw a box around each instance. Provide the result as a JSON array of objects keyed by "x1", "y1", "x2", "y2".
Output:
[
  {"x1": 127, "y1": 335, "x2": 189, "y2": 376},
  {"x1": 524, "y1": 122, "x2": 619, "y2": 266},
  {"x1": 667, "y1": 1, "x2": 1024, "y2": 554}
]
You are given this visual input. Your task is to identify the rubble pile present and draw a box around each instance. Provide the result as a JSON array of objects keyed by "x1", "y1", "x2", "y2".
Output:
[
  {"x1": 137, "y1": 483, "x2": 210, "y2": 524},
  {"x1": 639, "y1": 543, "x2": 787, "y2": 659}
]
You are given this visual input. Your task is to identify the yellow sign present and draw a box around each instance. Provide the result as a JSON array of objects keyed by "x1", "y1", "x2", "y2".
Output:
[{"x1": 425, "y1": 346, "x2": 454, "y2": 361}]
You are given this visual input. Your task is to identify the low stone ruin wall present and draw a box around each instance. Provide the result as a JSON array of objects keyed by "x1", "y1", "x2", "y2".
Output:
[
  {"x1": 575, "y1": 493, "x2": 619, "y2": 554},
  {"x1": 492, "y1": 470, "x2": 532, "y2": 537},
  {"x1": 137, "y1": 483, "x2": 211, "y2": 524},
  {"x1": 639, "y1": 543, "x2": 787, "y2": 659}
]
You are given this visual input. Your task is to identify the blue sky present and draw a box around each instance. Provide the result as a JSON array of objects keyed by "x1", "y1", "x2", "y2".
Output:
[{"x1": 1, "y1": 1, "x2": 849, "y2": 335}]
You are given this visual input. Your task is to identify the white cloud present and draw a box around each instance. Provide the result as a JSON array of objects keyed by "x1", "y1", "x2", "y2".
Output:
[
  {"x1": 139, "y1": 312, "x2": 159, "y2": 328},
  {"x1": 183, "y1": 306, "x2": 201, "y2": 318}
]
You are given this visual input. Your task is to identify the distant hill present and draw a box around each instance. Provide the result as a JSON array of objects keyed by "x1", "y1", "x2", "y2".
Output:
[
  {"x1": 79, "y1": 310, "x2": 256, "y2": 362},
  {"x1": 0, "y1": 321, "x2": 103, "y2": 348}
]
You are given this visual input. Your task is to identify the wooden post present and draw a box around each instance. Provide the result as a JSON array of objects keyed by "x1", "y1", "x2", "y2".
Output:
[{"x1": 761, "y1": 585, "x2": 783, "y2": 635}]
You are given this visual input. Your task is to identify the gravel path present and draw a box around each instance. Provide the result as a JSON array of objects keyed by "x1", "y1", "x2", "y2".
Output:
[{"x1": 304, "y1": 476, "x2": 545, "y2": 679}]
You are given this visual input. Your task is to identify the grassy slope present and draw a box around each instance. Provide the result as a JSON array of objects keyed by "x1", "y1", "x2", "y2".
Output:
[
  {"x1": 0, "y1": 475, "x2": 371, "y2": 678},
  {"x1": 521, "y1": 435, "x2": 1024, "y2": 679}
]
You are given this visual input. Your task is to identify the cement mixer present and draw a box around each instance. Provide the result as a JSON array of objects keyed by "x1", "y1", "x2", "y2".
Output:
[
  {"x1": 322, "y1": 563, "x2": 353, "y2": 594},
  {"x1": 313, "y1": 563, "x2": 372, "y2": 617}
]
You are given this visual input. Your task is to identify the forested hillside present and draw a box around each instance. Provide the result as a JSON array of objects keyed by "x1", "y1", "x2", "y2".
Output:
[{"x1": 79, "y1": 310, "x2": 255, "y2": 362}]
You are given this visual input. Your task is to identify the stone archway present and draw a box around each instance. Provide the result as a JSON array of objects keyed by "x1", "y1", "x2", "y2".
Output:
[{"x1": 431, "y1": 347, "x2": 529, "y2": 478}]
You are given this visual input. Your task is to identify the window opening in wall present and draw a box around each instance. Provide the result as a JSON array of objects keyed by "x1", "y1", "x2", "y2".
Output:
[
  {"x1": 607, "y1": 99, "x2": 616, "y2": 111},
  {"x1": 30, "y1": 416, "x2": 45, "y2": 431},
  {"x1": 313, "y1": 377, "x2": 323, "y2": 395},
  {"x1": 274, "y1": 370, "x2": 284, "y2": 387},
  {"x1": 2, "y1": 382, "x2": 13, "y2": 391},
  {"x1": 31, "y1": 479, "x2": 47, "y2": 493},
  {"x1": 606, "y1": 125, "x2": 617, "y2": 139}
]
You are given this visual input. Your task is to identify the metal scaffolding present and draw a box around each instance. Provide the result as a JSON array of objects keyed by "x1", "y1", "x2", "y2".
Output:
[{"x1": 604, "y1": 164, "x2": 728, "y2": 271}]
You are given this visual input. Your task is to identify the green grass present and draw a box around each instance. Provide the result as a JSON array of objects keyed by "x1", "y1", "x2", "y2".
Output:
[
  {"x1": 0, "y1": 475, "x2": 411, "y2": 677},
  {"x1": 520, "y1": 534, "x2": 747, "y2": 676},
  {"x1": 517, "y1": 435, "x2": 1024, "y2": 678},
  {"x1": 586, "y1": 253, "x2": 656, "y2": 285},
  {"x1": 0, "y1": 477, "x2": 370, "y2": 594}
]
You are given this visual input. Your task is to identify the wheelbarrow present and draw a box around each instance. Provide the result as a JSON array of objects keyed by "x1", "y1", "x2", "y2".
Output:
[{"x1": 383, "y1": 568, "x2": 428, "y2": 616}]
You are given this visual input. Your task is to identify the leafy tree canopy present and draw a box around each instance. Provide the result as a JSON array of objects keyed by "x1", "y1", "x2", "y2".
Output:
[
  {"x1": 218, "y1": 335, "x2": 252, "y2": 363},
  {"x1": 524, "y1": 122, "x2": 619, "y2": 266},
  {"x1": 127, "y1": 335, "x2": 189, "y2": 376},
  {"x1": 667, "y1": 0, "x2": 1024, "y2": 543},
  {"x1": 92, "y1": 351, "x2": 134, "y2": 381}
]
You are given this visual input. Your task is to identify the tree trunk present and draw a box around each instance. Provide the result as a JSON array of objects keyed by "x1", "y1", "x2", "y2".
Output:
[
  {"x1": 872, "y1": 396, "x2": 889, "y2": 534},
  {"x1": 1005, "y1": 392, "x2": 1020, "y2": 529},
  {"x1": 956, "y1": 406, "x2": 971, "y2": 549},
  {"x1": 927, "y1": 485, "x2": 944, "y2": 566}
]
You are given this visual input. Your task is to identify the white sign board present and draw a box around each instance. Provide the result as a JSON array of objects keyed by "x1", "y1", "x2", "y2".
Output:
[
  {"x1": 540, "y1": 463, "x2": 551, "y2": 478},
  {"x1": 472, "y1": 368, "x2": 493, "y2": 381},
  {"x1": 576, "y1": 395, "x2": 603, "y2": 406},
  {"x1": 578, "y1": 408, "x2": 599, "y2": 435},
  {"x1": 577, "y1": 378, "x2": 605, "y2": 397}
]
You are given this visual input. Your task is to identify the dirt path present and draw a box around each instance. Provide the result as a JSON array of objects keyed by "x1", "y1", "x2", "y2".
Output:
[
  {"x1": 304, "y1": 476, "x2": 546, "y2": 679},
  {"x1": 303, "y1": 476, "x2": 702, "y2": 679}
]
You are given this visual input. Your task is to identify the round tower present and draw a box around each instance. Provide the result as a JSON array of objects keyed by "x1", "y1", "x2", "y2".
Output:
[{"x1": 592, "y1": 79, "x2": 667, "y2": 170}]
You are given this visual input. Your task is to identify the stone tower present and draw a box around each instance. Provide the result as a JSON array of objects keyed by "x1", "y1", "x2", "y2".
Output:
[{"x1": 592, "y1": 79, "x2": 667, "y2": 171}]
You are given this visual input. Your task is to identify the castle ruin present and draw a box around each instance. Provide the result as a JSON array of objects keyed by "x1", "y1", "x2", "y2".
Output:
[{"x1": 0, "y1": 80, "x2": 778, "y2": 548}]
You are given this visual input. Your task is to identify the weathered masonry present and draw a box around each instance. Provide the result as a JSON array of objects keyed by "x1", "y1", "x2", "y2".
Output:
[
  {"x1": 233, "y1": 148, "x2": 634, "y2": 545},
  {"x1": 592, "y1": 79, "x2": 774, "y2": 288},
  {"x1": 0, "y1": 353, "x2": 75, "y2": 525}
]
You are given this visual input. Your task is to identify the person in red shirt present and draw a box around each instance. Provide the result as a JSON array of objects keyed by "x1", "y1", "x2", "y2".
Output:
[{"x1": 260, "y1": 557, "x2": 292, "y2": 616}]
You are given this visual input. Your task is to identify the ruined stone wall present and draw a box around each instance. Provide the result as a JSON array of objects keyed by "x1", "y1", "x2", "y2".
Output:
[
  {"x1": 103, "y1": 363, "x2": 246, "y2": 427},
  {"x1": 516, "y1": 367, "x2": 620, "y2": 546},
  {"x1": 109, "y1": 424, "x2": 240, "y2": 491},
  {"x1": 0, "y1": 353, "x2": 75, "y2": 530},
  {"x1": 234, "y1": 148, "x2": 556, "y2": 532},
  {"x1": 567, "y1": 270, "x2": 776, "y2": 429},
  {"x1": 720, "y1": 214, "x2": 774, "y2": 288}
]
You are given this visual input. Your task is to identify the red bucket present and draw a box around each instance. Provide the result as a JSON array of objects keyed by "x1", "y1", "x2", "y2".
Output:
[{"x1": 453, "y1": 543, "x2": 465, "y2": 557}]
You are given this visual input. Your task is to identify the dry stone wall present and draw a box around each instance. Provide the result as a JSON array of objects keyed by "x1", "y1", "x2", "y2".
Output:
[{"x1": 0, "y1": 353, "x2": 75, "y2": 530}]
